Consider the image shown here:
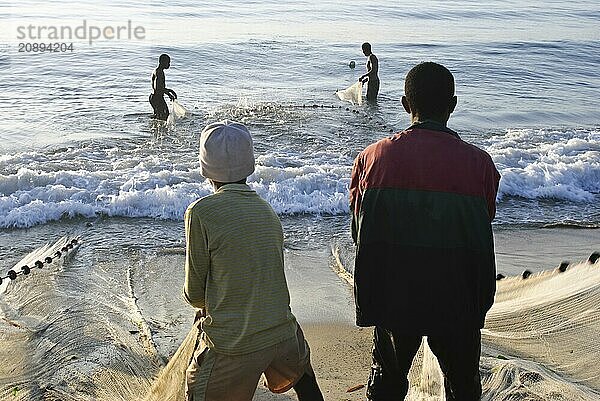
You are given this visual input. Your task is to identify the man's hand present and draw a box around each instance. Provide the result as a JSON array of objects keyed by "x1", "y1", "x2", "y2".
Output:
[
  {"x1": 194, "y1": 308, "x2": 206, "y2": 322},
  {"x1": 166, "y1": 89, "x2": 177, "y2": 101}
]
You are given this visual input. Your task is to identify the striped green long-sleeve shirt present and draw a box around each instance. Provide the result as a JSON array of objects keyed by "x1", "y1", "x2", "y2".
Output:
[{"x1": 184, "y1": 183, "x2": 297, "y2": 355}]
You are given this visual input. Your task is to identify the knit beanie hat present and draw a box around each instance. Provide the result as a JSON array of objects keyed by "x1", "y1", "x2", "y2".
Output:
[{"x1": 199, "y1": 120, "x2": 255, "y2": 183}]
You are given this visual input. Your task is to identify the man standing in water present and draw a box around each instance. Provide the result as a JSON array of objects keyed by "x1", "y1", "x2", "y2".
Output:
[
  {"x1": 183, "y1": 121, "x2": 324, "y2": 401},
  {"x1": 358, "y1": 42, "x2": 379, "y2": 101},
  {"x1": 350, "y1": 62, "x2": 500, "y2": 400},
  {"x1": 149, "y1": 54, "x2": 177, "y2": 120}
]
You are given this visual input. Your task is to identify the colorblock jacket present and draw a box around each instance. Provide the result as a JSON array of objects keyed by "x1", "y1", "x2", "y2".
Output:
[{"x1": 350, "y1": 121, "x2": 501, "y2": 333}]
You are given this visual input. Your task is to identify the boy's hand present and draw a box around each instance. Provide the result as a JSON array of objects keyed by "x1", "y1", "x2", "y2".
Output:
[{"x1": 194, "y1": 308, "x2": 206, "y2": 322}]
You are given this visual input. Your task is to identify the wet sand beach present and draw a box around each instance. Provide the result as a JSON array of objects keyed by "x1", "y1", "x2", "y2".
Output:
[
  {"x1": 253, "y1": 324, "x2": 371, "y2": 401},
  {"x1": 2, "y1": 220, "x2": 600, "y2": 400}
]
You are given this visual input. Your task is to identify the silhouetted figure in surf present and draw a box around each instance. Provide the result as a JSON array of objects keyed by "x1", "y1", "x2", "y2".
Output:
[
  {"x1": 149, "y1": 54, "x2": 177, "y2": 120},
  {"x1": 359, "y1": 42, "x2": 379, "y2": 101}
]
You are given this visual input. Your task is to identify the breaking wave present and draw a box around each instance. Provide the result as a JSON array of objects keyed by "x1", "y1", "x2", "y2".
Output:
[{"x1": 1, "y1": 126, "x2": 598, "y2": 228}]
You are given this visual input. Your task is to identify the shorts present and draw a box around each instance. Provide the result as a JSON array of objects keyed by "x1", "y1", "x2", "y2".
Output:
[
  {"x1": 186, "y1": 325, "x2": 314, "y2": 401},
  {"x1": 149, "y1": 92, "x2": 169, "y2": 120},
  {"x1": 366, "y1": 79, "x2": 380, "y2": 101}
]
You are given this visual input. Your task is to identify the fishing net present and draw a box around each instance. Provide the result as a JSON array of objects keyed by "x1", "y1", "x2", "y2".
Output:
[
  {"x1": 166, "y1": 99, "x2": 187, "y2": 125},
  {"x1": 414, "y1": 262, "x2": 600, "y2": 400},
  {"x1": 336, "y1": 81, "x2": 363, "y2": 105},
  {"x1": 2, "y1": 239, "x2": 600, "y2": 401},
  {"x1": 172, "y1": 100, "x2": 187, "y2": 118},
  {"x1": 479, "y1": 261, "x2": 600, "y2": 400},
  {"x1": 0, "y1": 238, "x2": 163, "y2": 401},
  {"x1": 143, "y1": 324, "x2": 198, "y2": 401},
  {"x1": 140, "y1": 255, "x2": 600, "y2": 401},
  {"x1": 331, "y1": 247, "x2": 600, "y2": 400}
]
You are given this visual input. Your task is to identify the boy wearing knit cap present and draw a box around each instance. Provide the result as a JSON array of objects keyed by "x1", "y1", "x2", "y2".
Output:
[{"x1": 183, "y1": 121, "x2": 324, "y2": 401}]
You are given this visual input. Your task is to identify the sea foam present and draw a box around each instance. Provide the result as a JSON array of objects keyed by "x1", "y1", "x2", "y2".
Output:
[
  {"x1": 0, "y1": 127, "x2": 598, "y2": 228},
  {"x1": 487, "y1": 128, "x2": 600, "y2": 202},
  {"x1": 0, "y1": 146, "x2": 352, "y2": 228}
]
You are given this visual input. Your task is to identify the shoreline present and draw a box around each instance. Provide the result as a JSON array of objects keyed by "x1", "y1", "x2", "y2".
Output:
[{"x1": 493, "y1": 226, "x2": 600, "y2": 276}]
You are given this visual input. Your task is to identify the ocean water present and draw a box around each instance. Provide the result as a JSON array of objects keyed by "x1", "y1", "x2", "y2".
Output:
[{"x1": 1, "y1": 0, "x2": 599, "y2": 263}]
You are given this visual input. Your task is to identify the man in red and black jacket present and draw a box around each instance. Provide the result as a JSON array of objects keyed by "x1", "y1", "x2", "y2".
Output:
[{"x1": 350, "y1": 62, "x2": 500, "y2": 401}]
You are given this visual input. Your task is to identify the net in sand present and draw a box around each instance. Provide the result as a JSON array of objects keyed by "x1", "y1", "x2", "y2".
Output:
[
  {"x1": 2, "y1": 240, "x2": 600, "y2": 400},
  {"x1": 144, "y1": 255, "x2": 600, "y2": 400},
  {"x1": 333, "y1": 250, "x2": 600, "y2": 401}
]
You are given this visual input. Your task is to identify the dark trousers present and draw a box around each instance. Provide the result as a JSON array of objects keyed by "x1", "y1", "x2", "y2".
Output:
[
  {"x1": 367, "y1": 327, "x2": 482, "y2": 401},
  {"x1": 149, "y1": 92, "x2": 169, "y2": 120}
]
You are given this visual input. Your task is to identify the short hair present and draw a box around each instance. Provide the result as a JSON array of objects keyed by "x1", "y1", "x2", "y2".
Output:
[
  {"x1": 362, "y1": 42, "x2": 371, "y2": 52},
  {"x1": 159, "y1": 53, "x2": 170, "y2": 63},
  {"x1": 404, "y1": 62, "x2": 455, "y2": 118}
]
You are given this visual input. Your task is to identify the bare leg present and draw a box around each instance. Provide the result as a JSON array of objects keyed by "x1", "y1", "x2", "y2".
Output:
[{"x1": 293, "y1": 372, "x2": 324, "y2": 401}]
